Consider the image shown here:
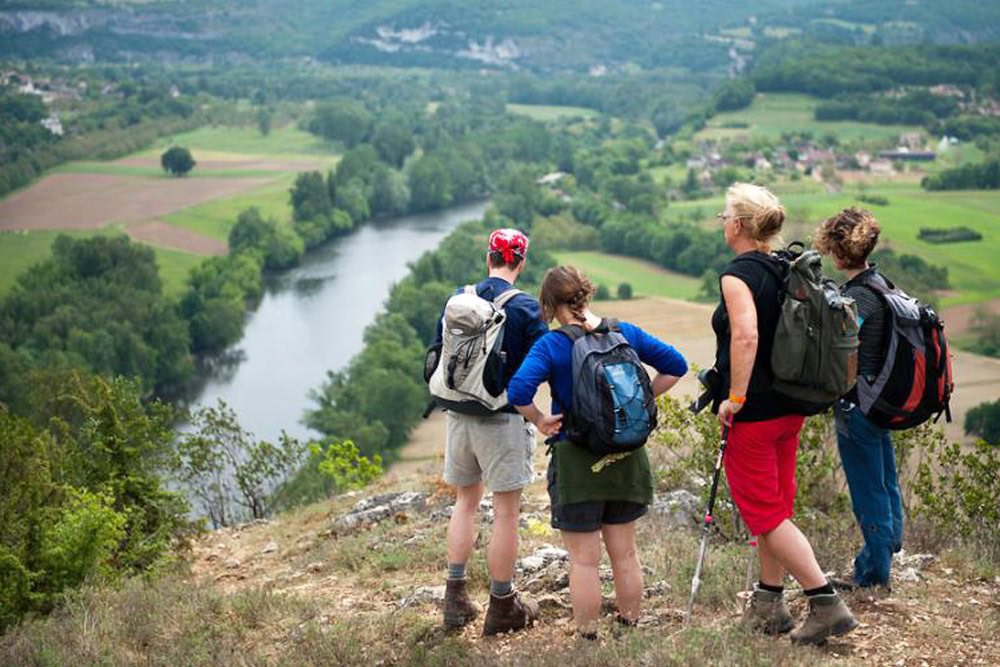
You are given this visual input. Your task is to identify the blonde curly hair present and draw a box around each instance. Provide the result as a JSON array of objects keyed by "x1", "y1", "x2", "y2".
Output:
[{"x1": 813, "y1": 207, "x2": 881, "y2": 269}]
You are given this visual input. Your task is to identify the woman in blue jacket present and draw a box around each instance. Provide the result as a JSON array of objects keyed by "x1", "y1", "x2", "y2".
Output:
[{"x1": 508, "y1": 266, "x2": 687, "y2": 640}]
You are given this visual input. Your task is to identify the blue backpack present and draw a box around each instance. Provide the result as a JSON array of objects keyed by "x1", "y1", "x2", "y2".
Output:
[{"x1": 556, "y1": 319, "x2": 657, "y2": 456}]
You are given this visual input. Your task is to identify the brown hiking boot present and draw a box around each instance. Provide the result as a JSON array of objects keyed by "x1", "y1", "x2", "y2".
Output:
[
  {"x1": 790, "y1": 593, "x2": 859, "y2": 645},
  {"x1": 443, "y1": 579, "x2": 479, "y2": 629},
  {"x1": 482, "y1": 591, "x2": 538, "y2": 636},
  {"x1": 743, "y1": 587, "x2": 794, "y2": 635}
]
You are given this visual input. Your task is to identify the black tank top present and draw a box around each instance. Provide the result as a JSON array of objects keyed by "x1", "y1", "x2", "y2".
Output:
[{"x1": 711, "y1": 251, "x2": 795, "y2": 422}]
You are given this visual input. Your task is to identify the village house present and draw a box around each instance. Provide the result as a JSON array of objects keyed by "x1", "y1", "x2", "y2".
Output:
[
  {"x1": 878, "y1": 148, "x2": 936, "y2": 162},
  {"x1": 929, "y1": 84, "x2": 964, "y2": 98},
  {"x1": 899, "y1": 132, "x2": 925, "y2": 150},
  {"x1": 869, "y1": 158, "x2": 895, "y2": 175},
  {"x1": 41, "y1": 115, "x2": 63, "y2": 136},
  {"x1": 536, "y1": 171, "x2": 566, "y2": 187}
]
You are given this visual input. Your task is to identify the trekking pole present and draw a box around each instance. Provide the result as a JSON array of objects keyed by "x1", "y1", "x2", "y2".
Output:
[{"x1": 685, "y1": 424, "x2": 730, "y2": 625}]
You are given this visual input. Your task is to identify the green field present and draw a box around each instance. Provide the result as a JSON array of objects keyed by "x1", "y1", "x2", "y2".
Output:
[
  {"x1": 506, "y1": 104, "x2": 599, "y2": 122},
  {"x1": 552, "y1": 251, "x2": 702, "y2": 300},
  {"x1": 0, "y1": 228, "x2": 197, "y2": 297},
  {"x1": 671, "y1": 185, "x2": 1000, "y2": 306},
  {"x1": 147, "y1": 125, "x2": 334, "y2": 158},
  {"x1": 161, "y1": 175, "x2": 298, "y2": 241},
  {"x1": 696, "y1": 93, "x2": 923, "y2": 142}
]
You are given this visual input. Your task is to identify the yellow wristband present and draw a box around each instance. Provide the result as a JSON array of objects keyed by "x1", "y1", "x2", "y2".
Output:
[{"x1": 729, "y1": 392, "x2": 747, "y2": 405}]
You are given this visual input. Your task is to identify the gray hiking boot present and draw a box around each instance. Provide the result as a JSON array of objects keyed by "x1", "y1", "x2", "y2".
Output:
[
  {"x1": 743, "y1": 586, "x2": 794, "y2": 635},
  {"x1": 443, "y1": 578, "x2": 479, "y2": 629},
  {"x1": 790, "y1": 593, "x2": 859, "y2": 645}
]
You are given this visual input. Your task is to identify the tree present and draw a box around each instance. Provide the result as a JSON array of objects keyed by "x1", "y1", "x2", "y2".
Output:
[
  {"x1": 370, "y1": 165, "x2": 411, "y2": 217},
  {"x1": 309, "y1": 100, "x2": 371, "y2": 148},
  {"x1": 617, "y1": 282, "x2": 633, "y2": 300},
  {"x1": 965, "y1": 400, "x2": 1000, "y2": 445},
  {"x1": 177, "y1": 401, "x2": 304, "y2": 528},
  {"x1": 372, "y1": 120, "x2": 416, "y2": 168},
  {"x1": 257, "y1": 108, "x2": 272, "y2": 137},
  {"x1": 160, "y1": 146, "x2": 195, "y2": 176},
  {"x1": 408, "y1": 153, "x2": 452, "y2": 212}
]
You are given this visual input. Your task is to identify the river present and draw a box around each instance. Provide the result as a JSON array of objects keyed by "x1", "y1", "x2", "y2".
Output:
[{"x1": 186, "y1": 200, "x2": 488, "y2": 444}]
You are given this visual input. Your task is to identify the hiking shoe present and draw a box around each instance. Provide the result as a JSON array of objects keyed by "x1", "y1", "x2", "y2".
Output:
[
  {"x1": 443, "y1": 578, "x2": 479, "y2": 629},
  {"x1": 790, "y1": 593, "x2": 859, "y2": 645},
  {"x1": 482, "y1": 590, "x2": 538, "y2": 636},
  {"x1": 830, "y1": 576, "x2": 892, "y2": 596},
  {"x1": 829, "y1": 576, "x2": 860, "y2": 593},
  {"x1": 742, "y1": 587, "x2": 794, "y2": 635}
]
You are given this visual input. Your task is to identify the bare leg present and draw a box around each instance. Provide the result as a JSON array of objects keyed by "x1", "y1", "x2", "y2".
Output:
[
  {"x1": 757, "y1": 519, "x2": 827, "y2": 590},
  {"x1": 602, "y1": 521, "x2": 643, "y2": 621},
  {"x1": 446, "y1": 482, "x2": 483, "y2": 566},
  {"x1": 757, "y1": 534, "x2": 787, "y2": 587},
  {"x1": 488, "y1": 489, "x2": 522, "y2": 582},
  {"x1": 561, "y1": 529, "x2": 603, "y2": 633}
]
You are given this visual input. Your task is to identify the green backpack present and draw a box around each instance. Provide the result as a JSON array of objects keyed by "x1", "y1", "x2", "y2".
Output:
[{"x1": 747, "y1": 243, "x2": 860, "y2": 415}]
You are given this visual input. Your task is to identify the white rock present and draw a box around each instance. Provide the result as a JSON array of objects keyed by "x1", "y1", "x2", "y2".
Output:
[
  {"x1": 652, "y1": 490, "x2": 700, "y2": 530},
  {"x1": 897, "y1": 567, "x2": 920, "y2": 583},
  {"x1": 261, "y1": 541, "x2": 278, "y2": 555}
]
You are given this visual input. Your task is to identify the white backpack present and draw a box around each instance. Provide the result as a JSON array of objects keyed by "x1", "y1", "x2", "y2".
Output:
[{"x1": 427, "y1": 285, "x2": 522, "y2": 416}]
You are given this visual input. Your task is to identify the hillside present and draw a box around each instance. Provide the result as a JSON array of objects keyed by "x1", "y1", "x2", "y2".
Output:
[
  {"x1": 5, "y1": 430, "x2": 999, "y2": 665},
  {"x1": 3, "y1": 0, "x2": 997, "y2": 70}
]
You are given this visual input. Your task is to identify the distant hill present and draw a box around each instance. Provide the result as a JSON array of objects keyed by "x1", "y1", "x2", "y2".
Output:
[{"x1": 3, "y1": 0, "x2": 997, "y2": 71}]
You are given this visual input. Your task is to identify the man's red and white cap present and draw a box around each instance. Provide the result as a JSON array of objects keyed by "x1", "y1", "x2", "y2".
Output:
[{"x1": 488, "y1": 228, "x2": 529, "y2": 264}]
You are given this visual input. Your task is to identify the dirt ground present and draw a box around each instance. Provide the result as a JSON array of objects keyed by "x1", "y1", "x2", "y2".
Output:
[
  {"x1": 941, "y1": 299, "x2": 1000, "y2": 337},
  {"x1": 0, "y1": 172, "x2": 271, "y2": 231},
  {"x1": 393, "y1": 296, "x2": 1000, "y2": 479},
  {"x1": 125, "y1": 220, "x2": 227, "y2": 255}
]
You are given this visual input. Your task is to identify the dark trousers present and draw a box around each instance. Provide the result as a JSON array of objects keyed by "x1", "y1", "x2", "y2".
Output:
[{"x1": 835, "y1": 400, "x2": 904, "y2": 587}]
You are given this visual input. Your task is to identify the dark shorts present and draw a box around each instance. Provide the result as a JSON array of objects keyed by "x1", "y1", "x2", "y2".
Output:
[{"x1": 547, "y1": 460, "x2": 648, "y2": 533}]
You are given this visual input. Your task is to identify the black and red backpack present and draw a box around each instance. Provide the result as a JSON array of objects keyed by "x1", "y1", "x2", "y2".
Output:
[{"x1": 855, "y1": 274, "x2": 954, "y2": 430}]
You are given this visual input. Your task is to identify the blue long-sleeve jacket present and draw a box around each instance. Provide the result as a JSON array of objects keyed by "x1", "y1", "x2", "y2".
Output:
[{"x1": 507, "y1": 320, "x2": 688, "y2": 433}]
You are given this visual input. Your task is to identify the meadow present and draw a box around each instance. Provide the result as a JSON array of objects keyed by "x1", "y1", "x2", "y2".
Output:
[
  {"x1": 0, "y1": 125, "x2": 338, "y2": 295},
  {"x1": 506, "y1": 103, "x2": 599, "y2": 122},
  {"x1": 0, "y1": 228, "x2": 203, "y2": 297},
  {"x1": 695, "y1": 93, "x2": 924, "y2": 142},
  {"x1": 671, "y1": 184, "x2": 1000, "y2": 307},
  {"x1": 551, "y1": 251, "x2": 702, "y2": 300}
]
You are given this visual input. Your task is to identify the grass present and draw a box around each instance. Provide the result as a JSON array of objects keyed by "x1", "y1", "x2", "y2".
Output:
[
  {"x1": 161, "y1": 174, "x2": 299, "y2": 241},
  {"x1": 149, "y1": 125, "x2": 335, "y2": 158},
  {"x1": 552, "y1": 251, "x2": 702, "y2": 300},
  {"x1": 0, "y1": 228, "x2": 203, "y2": 297},
  {"x1": 0, "y1": 229, "x2": 112, "y2": 295},
  {"x1": 153, "y1": 246, "x2": 209, "y2": 297},
  {"x1": 506, "y1": 104, "x2": 600, "y2": 122},
  {"x1": 670, "y1": 185, "x2": 1000, "y2": 306},
  {"x1": 696, "y1": 93, "x2": 923, "y2": 142}
]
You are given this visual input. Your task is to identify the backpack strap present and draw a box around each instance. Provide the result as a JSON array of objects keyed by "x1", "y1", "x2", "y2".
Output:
[
  {"x1": 556, "y1": 317, "x2": 618, "y2": 342},
  {"x1": 492, "y1": 287, "x2": 523, "y2": 309},
  {"x1": 730, "y1": 252, "x2": 785, "y2": 294},
  {"x1": 463, "y1": 284, "x2": 476, "y2": 295}
]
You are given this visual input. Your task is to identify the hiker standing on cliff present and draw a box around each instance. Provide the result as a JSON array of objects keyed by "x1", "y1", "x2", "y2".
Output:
[
  {"x1": 507, "y1": 266, "x2": 687, "y2": 641},
  {"x1": 433, "y1": 228, "x2": 548, "y2": 635},
  {"x1": 813, "y1": 208, "x2": 905, "y2": 591},
  {"x1": 712, "y1": 183, "x2": 858, "y2": 644}
]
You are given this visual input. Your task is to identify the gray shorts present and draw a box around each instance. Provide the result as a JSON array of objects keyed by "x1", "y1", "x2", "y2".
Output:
[{"x1": 444, "y1": 411, "x2": 536, "y2": 492}]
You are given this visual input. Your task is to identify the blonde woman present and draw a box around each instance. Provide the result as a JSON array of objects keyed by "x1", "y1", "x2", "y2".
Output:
[{"x1": 712, "y1": 183, "x2": 857, "y2": 644}]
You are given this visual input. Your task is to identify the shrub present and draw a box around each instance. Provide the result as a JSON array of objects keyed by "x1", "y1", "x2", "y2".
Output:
[
  {"x1": 911, "y1": 428, "x2": 1000, "y2": 562},
  {"x1": 917, "y1": 226, "x2": 983, "y2": 244},
  {"x1": 175, "y1": 401, "x2": 305, "y2": 528},
  {"x1": 858, "y1": 194, "x2": 889, "y2": 206},
  {"x1": 311, "y1": 439, "x2": 383, "y2": 493},
  {"x1": 617, "y1": 282, "x2": 633, "y2": 300},
  {"x1": 595, "y1": 284, "x2": 611, "y2": 300}
]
